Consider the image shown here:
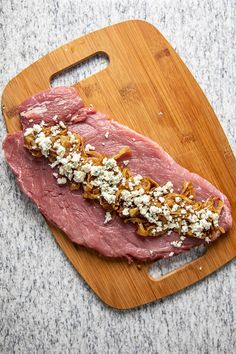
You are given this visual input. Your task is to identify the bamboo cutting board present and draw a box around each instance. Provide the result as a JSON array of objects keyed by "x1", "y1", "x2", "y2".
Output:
[{"x1": 2, "y1": 20, "x2": 236, "y2": 309}]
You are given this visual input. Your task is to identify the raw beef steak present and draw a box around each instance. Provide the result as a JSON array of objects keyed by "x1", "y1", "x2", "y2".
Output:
[{"x1": 3, "y1": 87, "x2": 232, "y2": 261}]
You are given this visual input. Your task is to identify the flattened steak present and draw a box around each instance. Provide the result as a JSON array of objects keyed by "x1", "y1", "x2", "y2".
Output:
[
  {"x1": 19, "y1": 86, "x2": 96, "y2": 128},
  {"x1": 3, "y1": 87, "x2": 232, "y2": 261}
]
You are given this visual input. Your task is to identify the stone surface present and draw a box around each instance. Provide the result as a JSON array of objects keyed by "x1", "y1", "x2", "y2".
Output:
[{"x1": 0, "y1": 1, "x2": 235, "y2": 353}]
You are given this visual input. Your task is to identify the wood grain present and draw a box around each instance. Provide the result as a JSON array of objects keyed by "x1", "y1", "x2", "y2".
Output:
[{"x1": 2, "y1": 20, "x2": 236, "y2": 309}]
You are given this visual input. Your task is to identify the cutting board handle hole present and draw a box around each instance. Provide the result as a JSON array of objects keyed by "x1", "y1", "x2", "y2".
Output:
[
  {"x1": 50, "y1": 52, "x2": 109, "y2": 87},
  {"x1": 148, "y1": 244, "x2": 206, "y2": 280}
]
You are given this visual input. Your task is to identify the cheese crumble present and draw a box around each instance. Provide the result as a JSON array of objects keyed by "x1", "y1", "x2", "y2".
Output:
[{"x1": 104, "y1": 211, "x2": 112, "y2": 224}]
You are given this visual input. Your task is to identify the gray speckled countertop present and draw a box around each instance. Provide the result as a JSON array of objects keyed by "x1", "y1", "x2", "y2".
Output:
[{"x1": 0, "y1": 1, "x2": 236, "y2": 353}]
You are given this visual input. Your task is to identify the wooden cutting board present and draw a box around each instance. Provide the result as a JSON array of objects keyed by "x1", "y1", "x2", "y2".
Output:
[{"x1": 2, "y1": 20, "x2": 236, "y2": 309}]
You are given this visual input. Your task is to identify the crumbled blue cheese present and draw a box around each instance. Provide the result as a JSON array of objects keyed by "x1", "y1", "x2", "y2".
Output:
[
  {"x1": 53, "y1": 140, "x2": 66, "y2": 157},
  {"x1": 153, "y1": 188, "x2": 163, "y2": 198},
  {"x1": 205, "y1": 210, "x2": 213, "y2": 218},
  {"x1": 59, "y1": 164, "x2": 73, "y2": 181},
  {"x1": 85, "y1": 144, "x2": 95, "y2": 152},
  {"x1": 162, "y1": 181, "x2": 174, "y2": 193},
  {"x1": 67, "y1": 131, "x2": 78, "y2": 144},
  {"x1": 50, "y1": 125, "x2": 61, "y2": 136},
  {"x1": 57, "y1": 177, "x2": 67, "y2": 184},
  {"x1": 90, "y1": 165, "x2": 103, "y2": 177},
  {"x1": 139, "y1": 206, "x2": 148, "y2": 217},
  {"x1": 24, "y1": 127, "x2": 34, "y2": 136},
  {"x1": 104, "y1": 131, "x2": 109, "y2": 139},
  {"x1": 102, "y1": 192, "x2": 116, "y2": 204},
  {"x1": 133, "y1": 175, "x2": 143, "y2": 185},
  {"x1": 70, "y1": 152, "x2": 81, "y2": 167},
  {"x1": 175, "y1": 196, "x2": 182, "y2": 203},
  {"x1": 104, "y1": 211, "x2": 112, "y2": 224},
  {"x1": 102, "y1": 157, "x2": 117, "y2": 170},
  {"x1": 212, "y1": 213, "x2": 219, "y2": 226},
  {"x1": 170, "y1": 240, "x2": 183, "y2": 248},
  {"x1": 149, "y1": 205, "x2": 162, "y2": 214},
  {"x1": 122, "y1": 208, "x2": 130, "y2": 216},
  {"x1": 121, "y1": 189, "x2": 131, "y2": 201},
  {"x1": 181, "y1": 225, "x2": 188, "y2": 233},
  {"x1": 188, "y1": 214, "x2": 198, "y2": 223},
  {"x1": 152, "y1": 224, "x2": 163, "y2": 233},
  {"x1": 59, "y1": 121, "x2": 66, "y2": 129},
  {"x1": 73, "y1": 170, "x2": 86, "y2": 183},
  {"x1": 33, "y1": 124, "x2": 43, "y2": 133},
  {"x1": 199, "y1": 219, "x2": 211, "y2": 230},
  {"x1": 172, "y1": 204, "x2": 179, "y2": 212},
  {"x1": 153, "y1": 181, "x2": 174, "y2": 198},
  {"x1": 134, "y1": 194, "x2": 150, "y2": 206},
  {"x1": 35, "y1": 132, "x2": 52, "y2": 157}
]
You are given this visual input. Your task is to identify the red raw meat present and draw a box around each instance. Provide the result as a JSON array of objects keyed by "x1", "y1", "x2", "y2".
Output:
[
  {"x1": 3, "y1": 87, "x2": 232, "y2": 261},
  {"x1": 19, "y1": 86, "x2": 96, "y2": 128}
]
